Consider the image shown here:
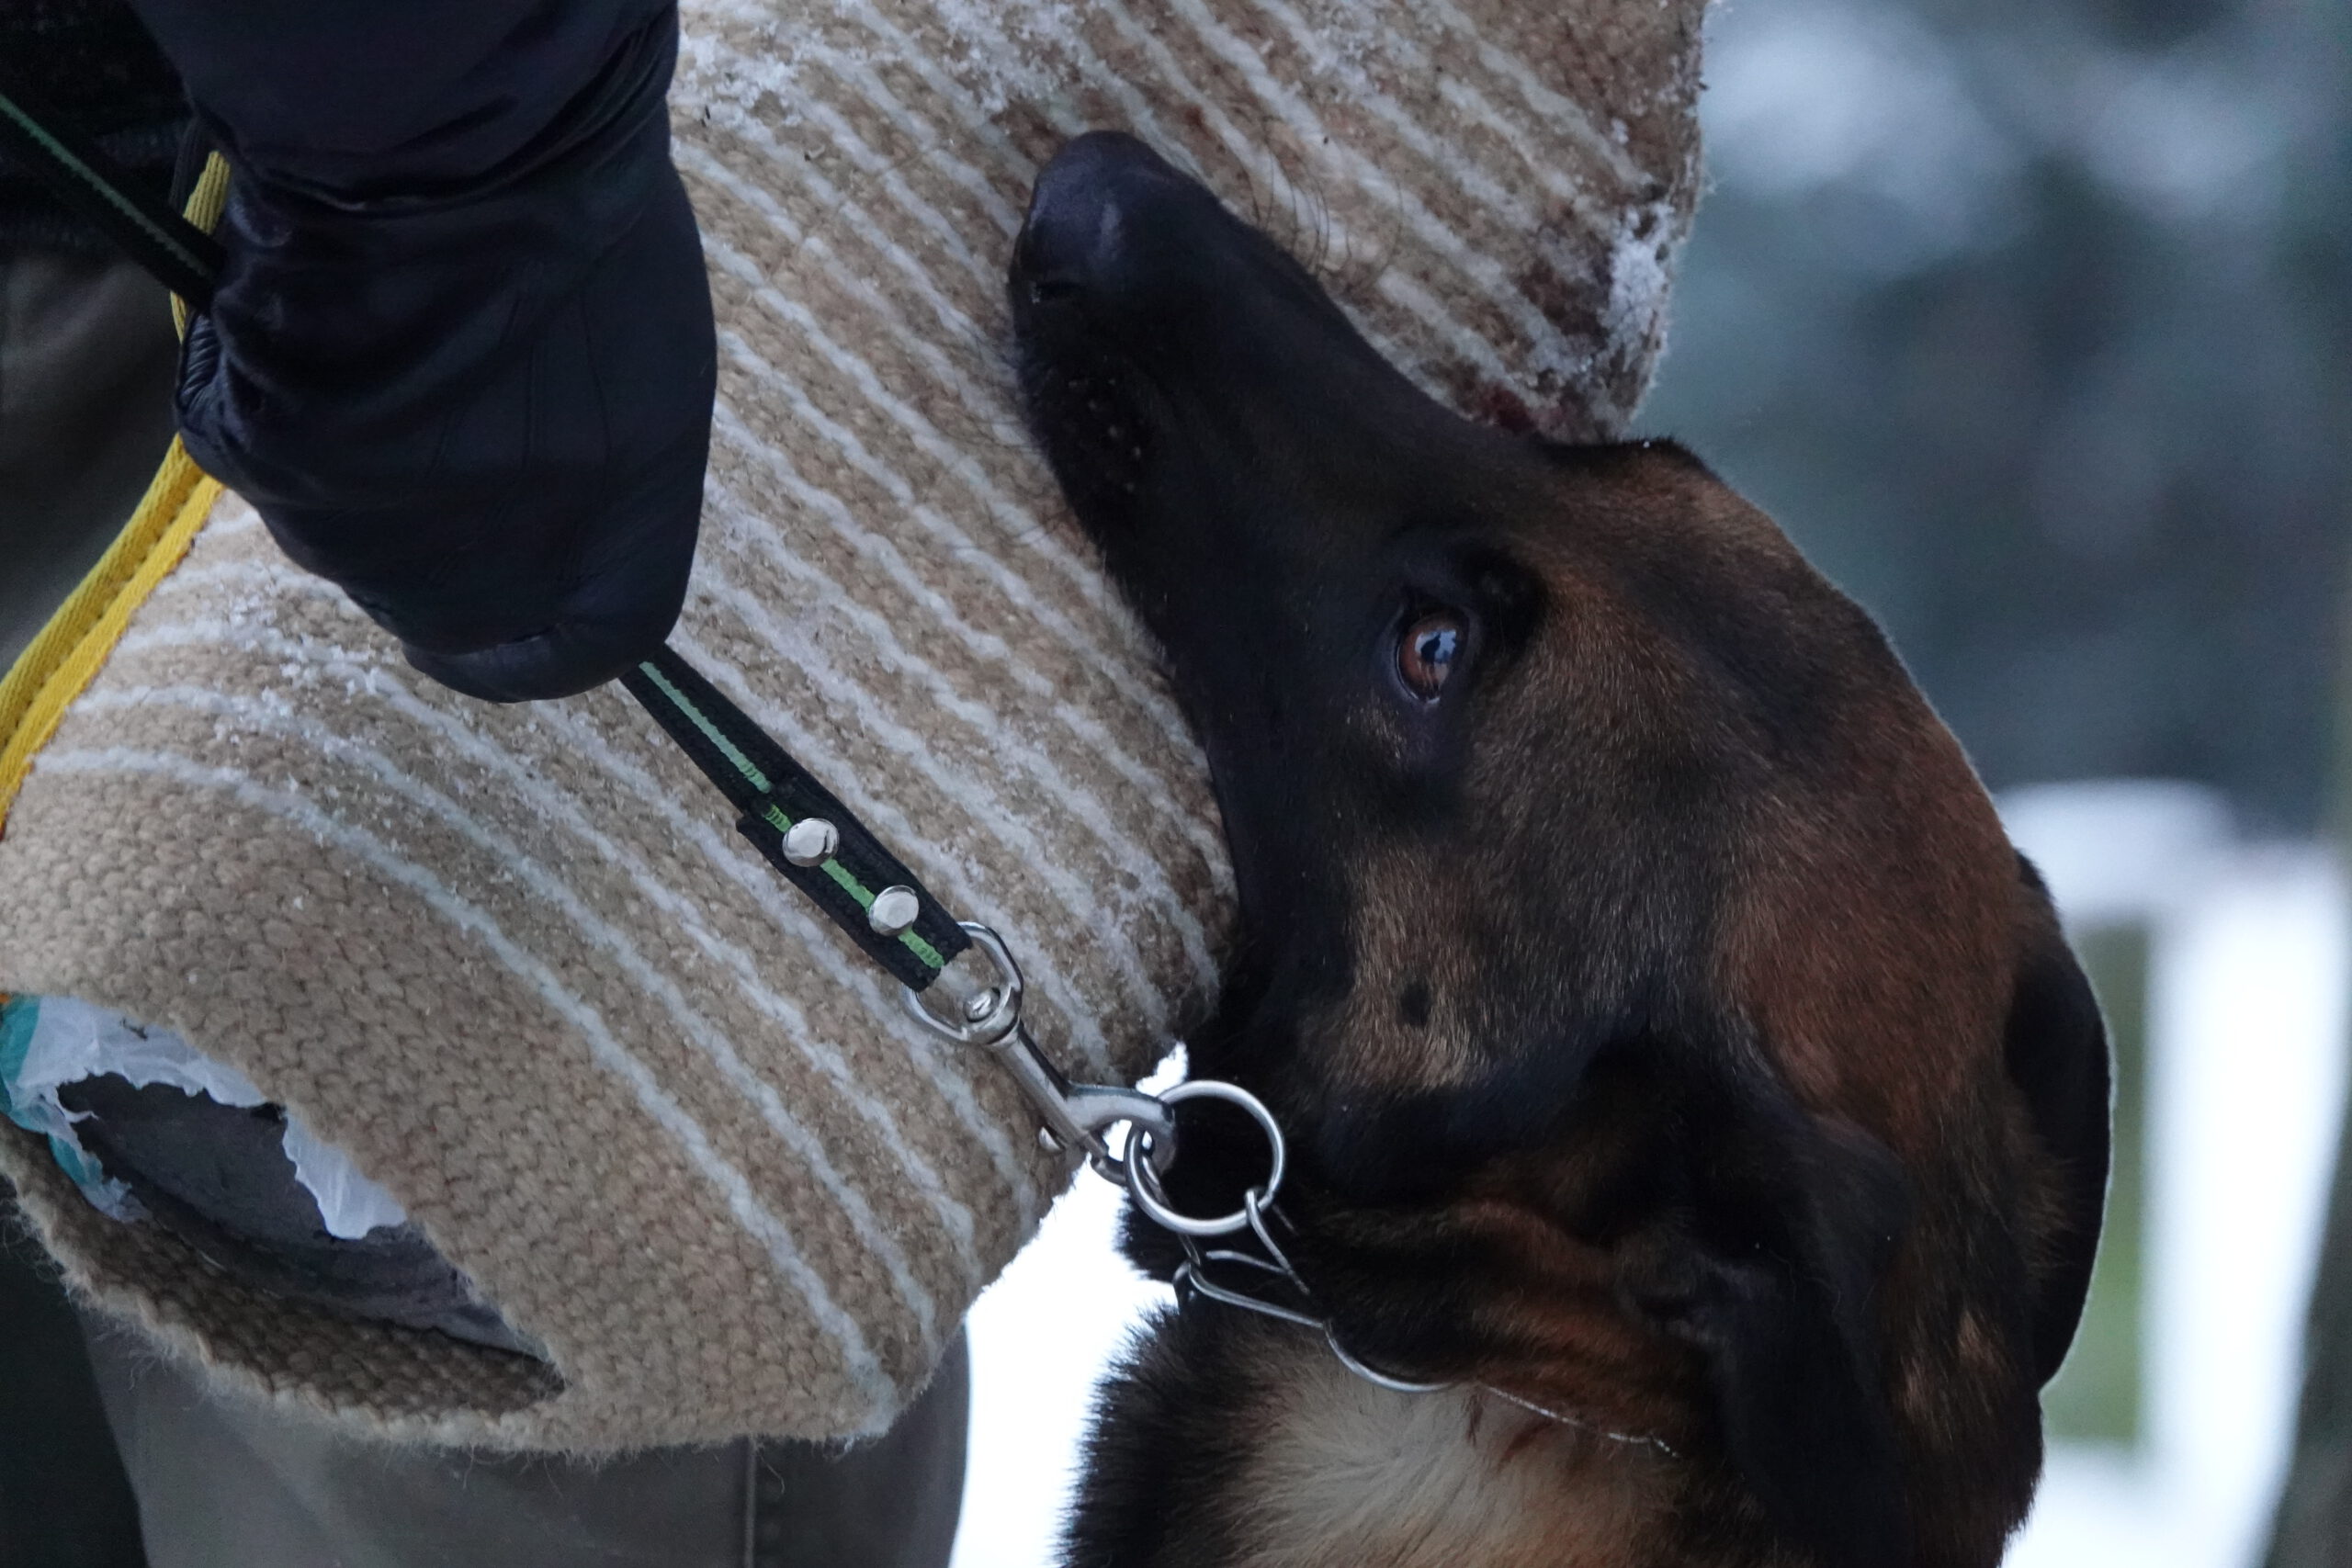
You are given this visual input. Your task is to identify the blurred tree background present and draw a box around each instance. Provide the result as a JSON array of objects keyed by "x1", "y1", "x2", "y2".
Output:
[
  {"x1": 1646, "y1": 0, "x2": 2348, "y2": 829},
  {"x1": 1638, "y1": 0, "x2": 2348, "y2": 1555}
]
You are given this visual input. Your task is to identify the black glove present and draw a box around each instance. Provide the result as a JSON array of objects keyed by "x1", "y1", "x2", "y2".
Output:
[{"x1": 131, "y1": 0, "x2": 715, "y2": 702}]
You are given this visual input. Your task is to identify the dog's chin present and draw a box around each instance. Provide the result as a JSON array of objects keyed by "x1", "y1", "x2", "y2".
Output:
[
  {"x1": 1039, "y1": 448, "x2": 1154, "y2": 544},
  {"x1": 1014, "y1": 357, "x2": 1157, "y2": 529}
]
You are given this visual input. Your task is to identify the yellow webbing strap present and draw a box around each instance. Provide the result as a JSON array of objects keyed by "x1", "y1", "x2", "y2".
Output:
[
  {"x1": 0, "y1": 153, "x2": 231, "y2": 836},
  {"x1": 0, "y1": 445, "x2": 221, "y2": 832},
  {"x1": 170, "y1": 151, "x2": 231, "y2": 336}
]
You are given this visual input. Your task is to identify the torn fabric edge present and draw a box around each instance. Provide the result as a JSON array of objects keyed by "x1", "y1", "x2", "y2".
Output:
[{"x1": 0, "y1": 994, "x2": 407, "y2": 1238}]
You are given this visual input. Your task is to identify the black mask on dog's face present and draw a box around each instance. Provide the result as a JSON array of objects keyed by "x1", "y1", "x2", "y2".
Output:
[{"x1": 1012, "y1": 132, "x2": 2111, "y2": 1568}]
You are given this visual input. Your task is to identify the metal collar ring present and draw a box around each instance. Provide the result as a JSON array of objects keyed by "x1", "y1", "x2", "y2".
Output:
[{"x1": 1124, "y1": 1079, "x2": 1287, "y2": 1237}]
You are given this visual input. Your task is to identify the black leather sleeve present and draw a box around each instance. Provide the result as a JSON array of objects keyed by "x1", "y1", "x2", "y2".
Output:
[{"x1": 124, "y1": 0, "x2": 717, "y2": 701}]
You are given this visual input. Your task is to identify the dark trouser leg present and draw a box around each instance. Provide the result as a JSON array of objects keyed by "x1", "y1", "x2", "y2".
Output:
[
  {"x1": 0, "y1": 252, "x2": 179, "y2": 667},
  {"x1": 0, "y1": 1201, "x2": 147, "y2": 1568},
  {"x1": 748, "y1": 1344, "x2": 967, "y2": 1568},
  {"x1": 84, "y1": 1316, "x2": 967, "y2": 1568},
  {"x1": 0, "y1": 247, "x2": 178, "y2": 1568}
]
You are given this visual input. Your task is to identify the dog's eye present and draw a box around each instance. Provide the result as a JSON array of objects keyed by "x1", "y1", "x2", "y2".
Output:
[{"x1": 1397, "y1": 612, "x2": 1464, "y2": 701}]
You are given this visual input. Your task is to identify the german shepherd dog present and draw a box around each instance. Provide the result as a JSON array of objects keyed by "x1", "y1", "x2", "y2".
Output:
[{"x1": 1009, "y1": 133, "x2": 2109, "y2": 1568}]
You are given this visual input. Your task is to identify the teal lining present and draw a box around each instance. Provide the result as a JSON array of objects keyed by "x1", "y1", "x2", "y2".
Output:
[{"x1": 0, "y1": 995, "x2": 119, "y2": 1201}]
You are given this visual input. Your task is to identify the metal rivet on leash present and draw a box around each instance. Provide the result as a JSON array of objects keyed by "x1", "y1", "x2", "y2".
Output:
[
  {"x1": 782, "y1": 817, "x2": 838, "y2": 866},
  {"x1": 868, "y1": 886, "x2": 921, "y2": 936}
]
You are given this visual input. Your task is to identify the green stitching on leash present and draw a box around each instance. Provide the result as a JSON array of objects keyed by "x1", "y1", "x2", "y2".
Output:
[
  {"x1": 0, "y1": 83, "x2": 220, "y2": 299},
  {"x1": 653, "y1": 663, "x2": 947, "y2": 973},
  {"x1": 639, "y1": 660, "x2": 772, "y2": 794}
]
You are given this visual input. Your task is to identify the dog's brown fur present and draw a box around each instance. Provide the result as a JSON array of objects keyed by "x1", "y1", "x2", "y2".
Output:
[{"x1": 1011, "y1": 134, "x2": 2109, "y2": 1568}]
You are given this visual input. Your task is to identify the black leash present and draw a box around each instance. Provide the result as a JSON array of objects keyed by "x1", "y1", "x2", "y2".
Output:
[
  {"x1": 0, "y1": 64, "x2": 220, "y2": 307},
  {"x1": 621, "y1": 648, "x2": 969, "y2": 989},
  {"x1": 0, "y1": 76, "x2": 968, "y2": 995}
]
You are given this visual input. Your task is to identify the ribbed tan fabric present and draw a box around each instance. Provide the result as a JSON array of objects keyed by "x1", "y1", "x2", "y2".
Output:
[{"x1": 0, "y1": 0, "x2": 1704, "y2": 1449}]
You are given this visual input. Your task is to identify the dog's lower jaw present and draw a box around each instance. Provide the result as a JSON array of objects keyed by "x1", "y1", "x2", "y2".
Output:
[{"x1": 1067, "y1": 1309, "x2": 1691, "y2": 1568}]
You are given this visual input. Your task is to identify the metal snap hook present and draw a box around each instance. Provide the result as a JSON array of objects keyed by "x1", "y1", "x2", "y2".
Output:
[
  {"x1": 1124, "y1": 1079, "x2": 1287, "y2": 1237},
  {"x1": 903, "y1": 922, "x2": 1177, "y2": 1167}
]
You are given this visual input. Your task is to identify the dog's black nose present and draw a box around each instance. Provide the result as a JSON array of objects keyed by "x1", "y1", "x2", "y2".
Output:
[{"x1": 1013, "y1": 132, "x2": 1197, "y2": 304}]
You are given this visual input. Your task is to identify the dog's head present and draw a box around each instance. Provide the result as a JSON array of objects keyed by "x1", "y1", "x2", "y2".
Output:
[{"x1": 1012, "y1": 134, "x2": 2109, "y2": 1568}]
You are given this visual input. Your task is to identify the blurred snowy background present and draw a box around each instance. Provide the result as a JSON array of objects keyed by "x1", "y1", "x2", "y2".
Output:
[{"x1": 954, "y1": 1, "x2": 2352, "y2": 1563}]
